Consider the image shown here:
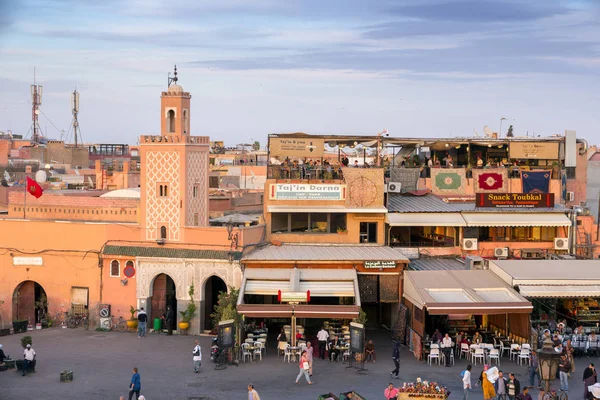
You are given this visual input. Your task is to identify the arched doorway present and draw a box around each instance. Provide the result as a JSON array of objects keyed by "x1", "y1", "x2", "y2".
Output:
[
  {"x1": 204, "y1": 276, "x2": 227, "y2": 331},
  {"x1": 150, "y1": 274, "x2": 177, "y2": 330},
  {"x1": 13, "y1": 281, "x2": 47, "y2": 324}
]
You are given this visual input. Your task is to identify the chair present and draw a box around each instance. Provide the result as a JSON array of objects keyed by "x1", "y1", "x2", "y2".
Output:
[
  {"x1": 518, "y1": 349, "x2": 530, "y2": 366},
  {"x1": 241, "y1": 343, "x2": 252, "y2": 363},
  {"x1": 509, "y1": 344, "x2": 520, "y2": 361},
  {"x1": 430, "y1": 343, "x2": 440, "y2": 349},
  {"x1": 253, "y1": 342, "x2": 263, "y2": 361},
  {"x1": 245, "y1": 338, "x2": 254, "y2": 344},
  {"x1": 488, "y1": 349, "x2": 500, "y2": 366},
  {"x1": 247, "y1": 333, "x2": 254, "y2": 338},
  {"x1": 473, "y1": 348, "x2": 485, "y2": 366},
  {"x1": 257, "y1": 338, "x2": 267, "y2": 354},
  {"x1": 500, "y1": 341, "x2": 510, "y2": 358},
  {"x1": 460, "y1": 343, "x2": 470, "y2": 359},
  {"x1": 278, "y1": 341, "x2": 288, "y2": 357},
  {"x1": 343, "y1": 347, "x2": 351, "y2": 362},
  {"x1": 493, "y1": 338, "x2": 501, "y2": 350},
  {"x1": 441, "y1": 349, "x2": 454, "y2": 366},
  {"x1": 589, "y1": 340, "x2": 599, "y2": 357},
  {"x1": 428, "y1": 348, "x2": 440, "y2": 365},
  {"x1": 283, "y1": 345, "x2": 292, "y2": 363},
  {"x1": 522, "y1": 343, "x2": 531, "y2": 350}
]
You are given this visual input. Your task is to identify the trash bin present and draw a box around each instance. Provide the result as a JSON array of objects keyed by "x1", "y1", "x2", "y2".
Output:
[{"x1": 154, "y1": 318, "x2": 162, "y2": 332}]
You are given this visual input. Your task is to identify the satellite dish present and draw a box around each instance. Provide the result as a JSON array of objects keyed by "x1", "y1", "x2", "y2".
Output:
[
  {"x1": 35, "y1": 170, "x2": 47, "y2": 183},
  {"x1": 3, "y1": 171, "x2": 11, "y2": 181},
  {"x1": 483, "y1": 126, "x2": 493, "y2": 137},
  {"x1": 87, "y1": 176, "x2": 94, "y2": 188},
  {"x1": 328, "y1": 141, "x2": 337, "y2": 147},
  {"x1": 473, "y1": 128, "x2": 480, "y2": 137},
  {"x1": 74, "y1": 169, "x2": 80, "y2": 176}
]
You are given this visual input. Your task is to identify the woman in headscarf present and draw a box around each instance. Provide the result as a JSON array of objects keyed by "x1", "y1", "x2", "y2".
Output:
[
  {"x1": 478, "y1": 364, "x2": 496, "y2": 400},
  {"x1": 583, "y1": 363, "x2": 597, "y2": 399}
]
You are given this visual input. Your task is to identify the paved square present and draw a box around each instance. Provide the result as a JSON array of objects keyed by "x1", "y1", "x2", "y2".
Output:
[{"x1": 0, "y1": 328, "x2": 594, "y2": 399}]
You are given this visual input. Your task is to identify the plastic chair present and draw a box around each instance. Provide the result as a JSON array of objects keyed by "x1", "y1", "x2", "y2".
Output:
[
  {"x1": 460, "y1": 343, "x2": 470, "y2": 359},
  {"x1": 522, "y1": 343, "x2": 531, "y2": 350},
  {"x1": 518, "y1": 349, "x2": 530, "y2": 366},
  {"x1": 245, "y1": 338, "x2": 254, "y2": 344},
  {"x1": 430, "y1": 343, "x2": 440, "y2": 349},
  {"x1": 278, "y1": 341, "x2": 288, "y2": 357},
  {"x1": 257, "y1": 338, "x2": 267, "y2": 354},
  {"x1": 473, "y1": 348, "x2": 485, "y2": 366},
  {"x1": 241, "y1": 343, "x2": 252, "y2": 363},
  {"x1": 253, "y1": 342, "x2": 263, "y2": 361},
  {"x1": 428, "y1": 348, "x2": 440, "y2": 365},
  {"x1": 509, "y1": 344, "x2": 520, "y2": 361},
  {"x1": 500, "y1": 341, "x2": 509, "y2": 358},
  {"x1": 488, "y1": 348, "x2": 500, "y2": 366},
  {"x1": 283, "y1": 345, "x2": 292, "y2": 363},
  {"x1": 343, "y1": 348, "x2": 351, "y2": 362}
]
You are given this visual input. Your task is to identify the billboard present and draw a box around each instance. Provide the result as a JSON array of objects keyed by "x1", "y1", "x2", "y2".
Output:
[{"x1": 476, "y1": 193, "x2": 555, "y2": 208}]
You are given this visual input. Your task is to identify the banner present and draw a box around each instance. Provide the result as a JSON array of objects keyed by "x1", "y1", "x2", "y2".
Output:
[
  {"x1": 269, "y1": 183, "x2": 346, "y2": 200},
  {"x1": 473, "y1": 169, "x2": 508, "y2": 193},
  {"x1": 390, "y1": 168, "x2": 420, "y2": 192},
  {"x1": 431, "y1": 168, "x2": 466, "y2": 195},
  {"x1": 509, "y1": 142, "x2": 559, "y2": 159},
  {"x1": 521, "y1": 170, "x2": 551, "y2": 193},
  {"x1": 476, "y1": 193, "x2": 555, "y2": 208},
  {"x1": 269, "y1": 137, "x2": 324, "y2": 158}
]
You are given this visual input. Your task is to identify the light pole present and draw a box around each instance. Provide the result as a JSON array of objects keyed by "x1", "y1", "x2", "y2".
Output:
[
  {"x1": 538, "y1": 337, "x2": 568, "y2": 399},
  {"x1": 499, "y1": 117, "x2": 507, "y2": 137}
]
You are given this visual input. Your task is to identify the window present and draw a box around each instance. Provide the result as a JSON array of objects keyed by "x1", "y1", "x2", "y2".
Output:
[
  {"x1": 183, "y1": 109, "x2": 189, "y2": 134},
  {"x1": 158, "y1": 184, "x2": 169, "y2": 197},
  {"x1": 160, "y1": 226, "x2": 167, "y2": 239},
  {"x1": 193, "y1": 213, "x2": 199, "y2": 226},
  {"x1": 110, "y1": 260, "x2": 120, "y2": 277},
  {"x1": 193, "y1": 185, "x2": 199, "y2": 198},
  {"x1": 209, "y1": 176, "x2": 219, "y2": 188},
  {"x1": 271, "y1": 213, "x2": 347, "y2": 234},
  {"x1": 271, "y1": 213, "x2": 289, "y2": 233},
  {"x1": 477, "y1": 227, "x2": 558, "y2": 242},
  {"x1": 290, "y1": 213, "x2": 309, "y2": 232},
  {"x1": 360, "y1": 222, "x2": 377, "y2": 243},
  {"x1": 167, "y1": 109, "x2": 175, "y2": 133}
]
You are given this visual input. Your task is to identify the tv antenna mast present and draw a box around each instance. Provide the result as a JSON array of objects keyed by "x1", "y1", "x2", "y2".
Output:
[
  {"x1": 70, "y1": 90, "x2": 83, "y2": 146},
  {"x1": 30, "y1": 67, "x2": 43, "y2": 144}
]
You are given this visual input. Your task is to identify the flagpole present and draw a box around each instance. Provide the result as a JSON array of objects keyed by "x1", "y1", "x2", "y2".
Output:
[{"x1": 23, "y1": 178, "x2": 27, "y2": 219}]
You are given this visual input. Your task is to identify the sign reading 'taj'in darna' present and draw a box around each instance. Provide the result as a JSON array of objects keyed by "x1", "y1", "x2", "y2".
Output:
[
  {"x1": 270, "y1": 183, "x2": 346, "y2": 200},
  {"x1": 476, "y1": 193, "x2": 555, "y2": 208}
]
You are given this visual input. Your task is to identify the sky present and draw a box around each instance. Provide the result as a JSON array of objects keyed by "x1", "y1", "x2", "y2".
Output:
[{"x1": 0, "y1": 0, "x2": 599, "y2": 146}]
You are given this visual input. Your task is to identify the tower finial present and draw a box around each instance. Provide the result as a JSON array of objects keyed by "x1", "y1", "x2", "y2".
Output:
[{"x1": 173, "y1": 64, "x2": 178, "y2": 83}]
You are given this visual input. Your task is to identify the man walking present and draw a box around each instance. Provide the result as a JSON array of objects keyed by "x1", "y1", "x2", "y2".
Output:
[
  {"x1": 495, "y1": 370, "x2": 507, "y2": 400},
  {"x1": 462, "y1": 364, "x2": 472, "y2": 400},
  {"x1": 164, "y1": 306, "x2": 174, "y2": 336},
  {"x1": 22, "y1": 343, "x2": 36, "y2": 376},
  {"x1": 137, "y1": 307, "x2": 147, "y2": 338},
  {"x1": 129, "y1": 367, "x2": 141, "y2": 400},
  {"x1": 559, "y1": 355, "x2": 570, "y2": 392},
  {"x1": 507, "y1": 373, "x2": 520, "y2": 400},
  {"x1": 390, "y1": 340, "x2": 400, "y2": 379},
  {"x1": 529, "y1": 350, "x2": 540, "y2": 388},
  {"x1": 193, "y1": 340, "x2": 202, "y2": 373},
  {"x1": 316, "y1": 326, "x2": 329, "y2": 360},
  {"x1": 247, "y1": 383, "x2": 260, "y2": 400}
]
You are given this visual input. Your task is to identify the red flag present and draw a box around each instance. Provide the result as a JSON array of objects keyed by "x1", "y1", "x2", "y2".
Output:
[{"x1": 26, "y1": 177, "x2": 43, "y2": 198}]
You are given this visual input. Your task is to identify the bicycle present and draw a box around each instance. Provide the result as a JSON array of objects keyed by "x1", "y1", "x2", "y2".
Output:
[
  {"x1": 53, "y1": 311, "x2": 68, "y2": 326},
  {"x1": 66, "y1": 313, "x2": 89, "y2": 330},
  {"x1": 100, "y1": 315, "x2": 128, "y2": 333}
]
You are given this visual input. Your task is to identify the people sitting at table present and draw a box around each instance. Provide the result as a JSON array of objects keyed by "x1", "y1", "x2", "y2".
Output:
[
  {"x1": 277, "y1": 328, "x2": 287, "y2": 343},
  {"x1": 575, "y1": 324, "x2": 585, "y2": 335},
  {"x1": 296, "y1": 329, "x2": 305, "y2": 342},
  {"x1": 328, "y1": 336, "x2": 341, "y2": 362},
  {"x1": 553, "y1": 334, "x2": 562, "y2": 347},
  {"x1": 455, "y1": 332, "x2": 464, "y2": 346},
  {"x1": 365, "y1": 340, "x2": 376, "y2": 363},
  {"x1": 460, "y1": 334, "x2": 471, "y2": 347},
  {"x1": 472, "y1": 332, "x2": 482, "y2": 344},
  {"x1": 589, "y1": 332, "x2": 598, "y2": 343},
  {"x1": 431, "y1": 328, "x2": 442, "y2": 343}
]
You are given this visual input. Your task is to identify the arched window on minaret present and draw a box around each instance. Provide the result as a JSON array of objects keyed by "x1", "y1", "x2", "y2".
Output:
[
  {"x1": 183, "y1": 109, "x2": 188, "y2": 134},
  {"x1": 167, "y1": 109, "x2": 175, "y2": 133},
  {"x1": 160, "y1": 226, "x2": 167, "y2": 239}
]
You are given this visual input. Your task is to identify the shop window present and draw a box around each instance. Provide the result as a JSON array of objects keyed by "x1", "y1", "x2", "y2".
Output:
[
  {"x1": 360, "y1": 222, "x2": 377, "y2": 243},
  {"x1": 209, "y1": 176, "x2": 219, "y2": 188},
  {"x1": 331, "y1": 213, "x2": 346, "y2": 232},
  {"x1": 271, "y1": 213, "x2": 289, "y2": 233},
  {"x1": 290, "y1": 213, "x2": 309, "y2": 233},
  {"x1": 110, "y1": 260, "x2": 120, "y2": 277},
  {"x1": 310, "y1": 213, "x2": 327, "y2": 233}
]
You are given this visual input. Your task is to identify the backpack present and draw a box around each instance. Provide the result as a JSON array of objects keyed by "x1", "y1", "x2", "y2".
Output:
[{"x1": 460, "y1": 370, "x2": 466, "y2": 378}]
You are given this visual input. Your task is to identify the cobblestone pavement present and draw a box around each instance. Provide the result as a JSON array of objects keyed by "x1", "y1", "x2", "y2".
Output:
[{"x1": 0, "y1": 328, "x2": 594, "y2": 399}]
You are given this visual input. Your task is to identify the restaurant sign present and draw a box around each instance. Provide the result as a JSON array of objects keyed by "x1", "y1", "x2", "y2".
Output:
[
  {"x1": 13, "y1": 257, "x2": 43, "y2": 266},
  {"x1": 476, "y1": 193, "x2": 555, "y2": 208},
  {"x1": 509, "y1": 141, "x2": 559, "y2": 160},
  {"x1": 269, "y1": 137, "x2": 324, "y2": 158},
  {"x1": 364, "y1": 260, "x2": 396, "y2": 269},
  {"x1": 269, "y1": 183, "x2": 346, "y2": 201}
]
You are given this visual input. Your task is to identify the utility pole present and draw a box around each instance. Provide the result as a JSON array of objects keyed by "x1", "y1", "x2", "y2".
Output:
[{"x1": 30, "y1": 67, "x2": 43, "y2": 144}]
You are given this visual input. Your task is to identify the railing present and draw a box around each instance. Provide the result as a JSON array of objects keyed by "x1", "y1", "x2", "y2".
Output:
[{"x1": 267, "y1": 165, "x2": 344, "y2": 180}]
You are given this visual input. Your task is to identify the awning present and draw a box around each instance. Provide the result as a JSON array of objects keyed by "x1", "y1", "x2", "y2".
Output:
[
  {"x1": 236, "y1": 304, "x2": 360, "y2": 318},
  {"x1": 267, "y1": 205, "x2": 387, "y2": 214},
  {"x1": 462, "y1": 212, "x2": 571, "y2": 227},
  {"x1": 387, "y1": 213, "x2": 466, "y2": 227},
  {"x1": 518, "y1": 285, "x2": 600, "y2": 298}
]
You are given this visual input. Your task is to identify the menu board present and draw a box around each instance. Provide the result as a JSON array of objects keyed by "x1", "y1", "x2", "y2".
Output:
[
  {"x1": 218, "y1": 319, "x2": 235, "y2": 348},
  {"x1": 350, "y1": 322, "x2": 365, "y2": 353}
]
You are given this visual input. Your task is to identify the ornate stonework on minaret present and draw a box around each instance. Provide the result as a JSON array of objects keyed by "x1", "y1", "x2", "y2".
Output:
[{"x1": 161, "y1": 65, "x2": 191, "y2": 136}]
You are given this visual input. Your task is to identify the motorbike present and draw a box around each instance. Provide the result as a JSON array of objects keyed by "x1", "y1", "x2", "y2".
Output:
[{"x1": 210, "y1": 337, "x2": 219, "y2": 362}]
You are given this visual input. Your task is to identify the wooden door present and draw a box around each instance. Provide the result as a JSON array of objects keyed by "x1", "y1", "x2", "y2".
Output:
[{"x1": 151, "y1": 274, "x2": 167, "y2": 321}]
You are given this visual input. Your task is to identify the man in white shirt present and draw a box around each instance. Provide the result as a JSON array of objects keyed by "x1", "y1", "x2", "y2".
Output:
[
  {"x1": 316, "y1": 327, "x2": 329, "y2": 360},
  {"x1": 192, "y1": 340, "x2": 202, "y2": 373},
  {"x1": 23, "y1": 343, "x2": 36, "y2": 376},
  {"x1": 442, "y1": 333, "x2": 453, "y2": 367},
  {"x1": 462, "y1": 364, "x2": 472, "y2": 400}
]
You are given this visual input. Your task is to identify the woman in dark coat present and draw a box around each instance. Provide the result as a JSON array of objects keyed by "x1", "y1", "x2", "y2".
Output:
[{"x1": 583, "y1": 363, "x2": 597, "y2": 400}]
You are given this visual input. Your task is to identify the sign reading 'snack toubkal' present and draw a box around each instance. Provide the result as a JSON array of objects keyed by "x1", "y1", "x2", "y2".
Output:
[
  {"x1": 269, "y1": 183, "x2": 346, "y2": 200},
  {"x1": 476, "y1": 193, "x2": 554, "y2": 208}
]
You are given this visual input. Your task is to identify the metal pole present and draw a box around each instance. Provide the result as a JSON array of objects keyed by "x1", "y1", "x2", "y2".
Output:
[{"x1": 23, "y1": 179, "x2": 27, "y2": 219}]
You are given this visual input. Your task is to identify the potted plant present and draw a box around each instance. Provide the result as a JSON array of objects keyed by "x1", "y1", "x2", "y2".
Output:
[
  {"x1": 126, "y1": 306, "x2": 139, "y2": 330},
  {"x1": 179, "y1": 284, "x2": 196, "y2": 331},
  {"x1": 35, "y1": 293, "x2": 48, "y2": 329},
  {"x1": 337, "y1": 227, "x2": 348, "y2": 235}
]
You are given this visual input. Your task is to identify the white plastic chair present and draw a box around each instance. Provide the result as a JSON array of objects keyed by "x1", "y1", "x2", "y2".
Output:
[
  {"x1": 489, "y1": 348, "x2": 500, "y2": 366},
  {"x1": 509, "y1": 344, "x2": 520, "y2": 361},
  {"x1": 460, "y1": 343, "x2": 470, "y2": 359},
  {"x1": 257, "y1": 338, "x2": 267, "y2": 354},
  {"x1": 278, "y1": 341, "x2": 288, "y2": 357},
  {"x1": 283, "y1": 344, "x2": 292, "y2": 362},
  {"x1": 522, "y1": 343, "x2": 531, "y2": 350},
  {"x1": 518, "y1": 349, "x2": 530, "y2": 366},
  {"x1": 430, "y1": 343, "x2": 440, "y2": 349},
  {"x1": 441, "y1": 349, "x2": 454, "y2": 365},
  {"x1": 253, "y1": 342, "x2": 263, "y2": 361},
  {"x1": 241, "y1": 343, "x2": 252, "y2": 363},
  {"x1": 473, "y1": 348, "x2": 485, "y2": 366},
  {"x1": 428, "y1": 348, "x2": 440, "y2": 365},
  {"x1": 245, "y1": 338, "x2": 254, "y2": 344},
  {"x1": 343, "y1": 347, "x2": 351, "y2": 362}
]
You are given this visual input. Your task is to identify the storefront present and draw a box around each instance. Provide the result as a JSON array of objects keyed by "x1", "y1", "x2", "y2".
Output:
[
  {"x1": 402, "y1": 269, "x2": 532, "y2": 358},
  {"x1": 490, "y1": 260, "x2": 600, "y2": 328}
]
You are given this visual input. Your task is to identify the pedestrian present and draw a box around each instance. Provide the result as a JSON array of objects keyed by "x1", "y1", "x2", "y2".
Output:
[
  {"x1": 247, "y1": 383, "x2": 260, "y2": 400},
  {"x1": 295, "y1": 350, "x2": 313, "y2": 385},
  {"x1": 164, "y1": 306, "x2": 174, "y2": 335},
  {"x1": 529, "y1": 350, "x2": 540, "y2": 388},
  {"x1": 384, "y1": 382, "x2": 399, "y2": 400},
  {"x1": 138, "y1": 397, "x2": 145, "y2": 400},
  {"x1": 22, "y1": 343, "x2": 36, "y2": 377},
  {"x1": 137, "y1": 307, "x2": 147, "y2": 338},
  {"x1": 517, "y1": 386, "x2": 532, "y2": 400},
  {"x1": 128, "y1": 367, "x2": 141, "y2": 400},
  {"x1": 478, "y1": 365, "x2": 496, "y2": 400},
  {"x1": 390, "y1": 340, "x2": 400, "y2": 379},
  {"x1": 507, "y1": 373, "x2": 520, "y2": 400},
  {"x1": 559, "y1": 354, "x2": 570, "y2": 392},
  {"x1": 462, "y1": 364, "x2": 472, "y2": 400},
  {"x1": 442, "y1": 333, "x2": 452, "y2": 367},
  {"x1": 495, "y1": 370, "x2": 507, "y2": 400},
  {"x1": 317, "y1": 326, "x2": 329, "y2": 360},
  {"x1": 583, "y1": 363, "x2": 597, "y2": 399},
  {"x1": 192, "y1": 340, "x2": 202, "y2": 373},
  {"x1": 305, "y1": 341, "x2": 314, "y2": 376}
]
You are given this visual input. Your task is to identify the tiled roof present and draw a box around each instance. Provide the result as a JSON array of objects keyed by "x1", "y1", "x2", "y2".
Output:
[
  {"x1": 242, "y1": 244, "x2": 410, "y2": 262},
  {"x1": 409, "y1": 258, "x2": 468, "y2": 271},
  {"x1": 387, "y1": 194, "x2": 567, "y2": 213},
  {"x1": 102, "y1": 245, "x2": 242, "y2": 260}
]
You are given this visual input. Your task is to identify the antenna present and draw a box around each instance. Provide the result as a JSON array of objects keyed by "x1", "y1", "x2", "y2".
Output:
[
  {"x1": 167, "y1": 64, "x2": 178, "y2": 87},
  {"x1": 30, "y1": 67, "x2": 43, "y2": 144},
  {"x1": 71, "y1": 90, "x2": 83, "y2": 146}
]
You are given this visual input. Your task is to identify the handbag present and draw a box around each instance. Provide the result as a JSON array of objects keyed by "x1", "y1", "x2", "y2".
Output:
[{"x1": 303, "y1": 361, "x2": 310, "y2": 370}]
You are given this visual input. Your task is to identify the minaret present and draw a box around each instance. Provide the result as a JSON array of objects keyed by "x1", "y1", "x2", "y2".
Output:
[{"x1": 161, "y1": 65, "x2": 191, "y2": 136}]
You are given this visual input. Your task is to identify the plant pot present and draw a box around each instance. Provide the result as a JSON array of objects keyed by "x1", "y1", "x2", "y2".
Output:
[
  {"x1": 35, "y1": 323, "x2": 42, "y2": 330},
  {"x1": 178, "y1": 321, "x2": 189, "y2": 330},
  {"x1": 12, "y1": 320, "x2": 28, "y2": 333},
  {"x1": 126, "y1": 320, "x2": 138, "y2": 330},
  {"x1": 27, "y1": 325, "x2": 34, "y2": 331}
]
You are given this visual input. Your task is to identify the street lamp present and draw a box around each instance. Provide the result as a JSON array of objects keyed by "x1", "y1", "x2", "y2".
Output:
[
  {"x1": 499, "y1": 117, "x2": 507, "y2": 137},
  {"x1": 538, "y1": 337, "x2": 567, "y2": 399}
]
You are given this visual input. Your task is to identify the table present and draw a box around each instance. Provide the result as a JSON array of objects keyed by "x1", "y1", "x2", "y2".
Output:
[{"x1": 288, "y1": 346, "x2": 301, "y2": 362}]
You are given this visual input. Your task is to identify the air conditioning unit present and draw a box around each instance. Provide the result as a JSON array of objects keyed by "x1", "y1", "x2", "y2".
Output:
[
  {"x1": 494, "y1": 247, "x2": 509, "y2": 258},
  {"x1": 387, "y1": 182, "x2": 402, "y2": 193},
  {"x1": 462, "y1": 238, "x2": 478, "y2": 251},
  {"x1": 554, "y1": 238, "x2": 569, "y2": 250},
  {"x1": 566, "y1": 191, "x2": 575, "y2": 202}
]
